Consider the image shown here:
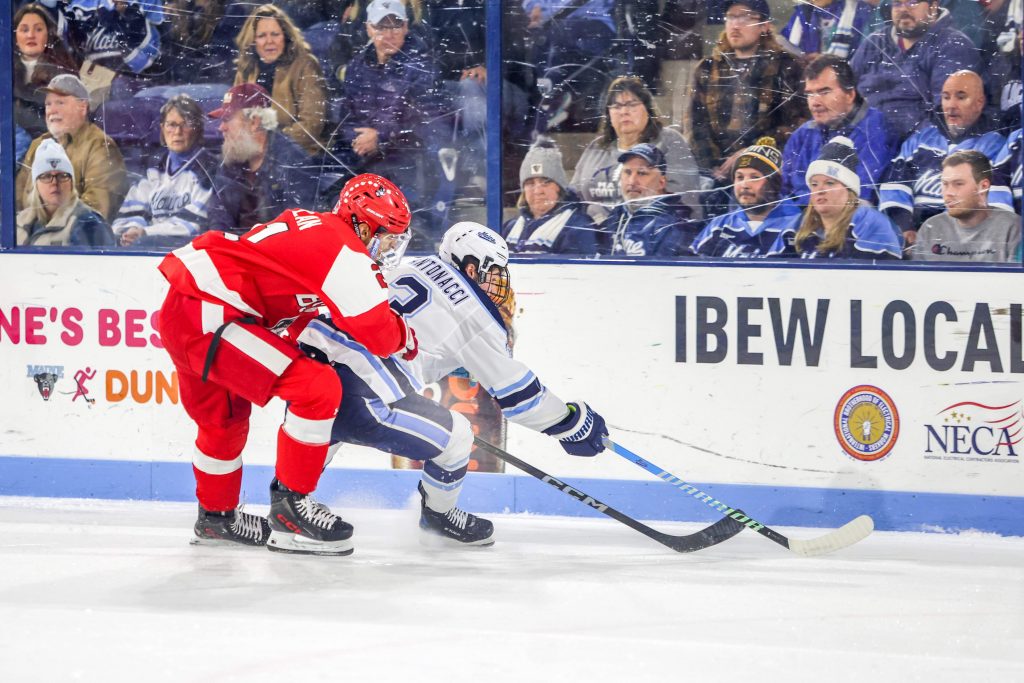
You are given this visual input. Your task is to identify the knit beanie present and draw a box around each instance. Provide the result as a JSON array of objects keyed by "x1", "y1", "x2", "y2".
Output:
[
  {"x1": 724, "y1": 0, "x2": 771, "y2": 19},
  {"x1": 31, "y1": 139, "x2": 74, "y2": 181},
  {"x1": 805, "y1": 135, "x2": 860, "y2": 195},
  {"x1": 520, "y1": 140, "x2": 568, "y2": 189},
  {"x1": 734, "y1": 136, "x2": 782, "y2": 178}
]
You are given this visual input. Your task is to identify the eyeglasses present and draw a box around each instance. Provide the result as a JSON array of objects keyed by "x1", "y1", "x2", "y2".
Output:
[
  {"x1": 724, "y1": 11, "x2": 762, "y2": 26},
  {"x1": 37, "y1": 172, "x2": 72, "y2": 185},
  {"x1": 162, "y1": 121, "x2": 193, "y2": 131},
  {"x1": 608, "y1": 100, "x2": 643, "y2": 112},
  {"x1": 891, "y1": 0, "x2": 925, "y2": 8}
]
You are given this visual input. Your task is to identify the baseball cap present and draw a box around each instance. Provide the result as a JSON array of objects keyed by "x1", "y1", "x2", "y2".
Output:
[
  {"x1": 39, "y1": 74, "x2": 89, "y2": 101},
  {"x1": 367, "y1": 0, "x2": 408, "y2": 25},
  {"x1": 617, "y1": 143, "x2": 667, "y2": 174},
  {"x1": 209, "y1": 83, "x2": 271, "y2": 119}
]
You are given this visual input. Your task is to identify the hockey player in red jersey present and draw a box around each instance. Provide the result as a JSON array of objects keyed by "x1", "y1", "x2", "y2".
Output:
[{"x1": 157, "y1": 173, "x2": 418, "y2": 555}]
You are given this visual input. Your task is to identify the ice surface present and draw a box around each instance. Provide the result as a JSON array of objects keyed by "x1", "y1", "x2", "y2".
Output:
[{"x1": 1, "y1": 496, "x2": 1022, "y2": 682}]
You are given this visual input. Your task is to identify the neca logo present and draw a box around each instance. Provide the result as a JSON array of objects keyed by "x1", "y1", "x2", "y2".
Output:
[{"x1": 925, "y1": 400, "x2": 1021, "y2": 458}]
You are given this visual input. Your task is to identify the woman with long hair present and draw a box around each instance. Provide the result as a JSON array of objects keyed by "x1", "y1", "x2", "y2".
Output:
[
  {"x1": 770, "y1": 137, "x2": 902, "y2": 259},
  {"x1": 234, "y1": 4, "x2": 327, "y2": 156},
  {"x1": 570, "y1": 75, "x2": 702, "y2": 225},
  {"x1": 13, "y1": 3, "x2": 78, "y2": 137}
]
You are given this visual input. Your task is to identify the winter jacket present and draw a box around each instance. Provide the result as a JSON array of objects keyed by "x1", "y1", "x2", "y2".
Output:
[
  {"x1": 112, "y1": 147, "x2": 219, "y2": 248},
  {"x1": 206, "y1": 131, "x2": 317, "y2": 234},
  {"x1": 235, "y1": 52, "x2": 327, "y2": 156},
  {"x1": 521, "y1": 0, "x2": 616, "y2": 33},
  {"x1": 17, "y1": 194, "x2": 113, "y2": 247},
  {"x1": 501, "y1": 195, "x2": 597, "y2": 255},
  {"x1": 571, "y1": 127, "x2": 703, "y2": 224},
  {"x1": 992, "y1": 128, "x2": 1022, "y2": 214},
  {"x1": 691, "y1": 198, "x2": 803, "y2": 258},
  {"x1": 782, "y1": 101, "x2": 896, "y2": 204},
  {"x1": 780, "y1": 0, "x2": 874, "y2": 59},
  {"x1": 16, "y1": 122, "x2": 128, "y2": 222},
  {"x1": 768, "y1": 206, "x2": 903, "y2": 259},
  {"x1": 850, "y1": 8, "x2": 980, "y2": 140},
  {"x1": 64, "y1": 0, "x2": 164, "y2": 75},
  {"x1": 599, "y1": 198, "x2": 696, "y2": 258},
  {"x1": 336, "y1": 32, "x2": 449, "y2": 153},
  {"x1": 686, "y1": 33, "x2": 806, "y2": 172},
  {"x1": 14, "y1": 51, "x2": 78, "y2": 138},
  {"x1": 879, "y1": 121, "x2": 1009, "y2": 232}
]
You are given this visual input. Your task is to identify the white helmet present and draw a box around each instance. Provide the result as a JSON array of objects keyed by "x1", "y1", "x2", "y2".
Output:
[{"x1": 439, "y1": 222, "x2": 512, "y2": 306}]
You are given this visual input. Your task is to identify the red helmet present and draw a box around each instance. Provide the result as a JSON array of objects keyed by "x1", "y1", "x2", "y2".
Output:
[{"x1": 334, "y1": 173, "x2": 411, "y2": 235}]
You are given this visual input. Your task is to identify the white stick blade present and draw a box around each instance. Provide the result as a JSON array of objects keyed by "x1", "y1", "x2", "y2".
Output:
[{"x1": 787, "y1": 515, "x2": 874, "y2": 557}]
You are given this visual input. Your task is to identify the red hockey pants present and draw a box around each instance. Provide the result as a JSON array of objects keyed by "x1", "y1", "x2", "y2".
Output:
[{"x1": 159, "y1": 289, "x2": 341, "y2": 511}]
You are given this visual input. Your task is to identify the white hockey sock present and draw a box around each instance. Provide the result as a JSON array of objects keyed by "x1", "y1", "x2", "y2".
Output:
[{"x1": 421, "y1": 411, "x2": 473, "y2": 513}]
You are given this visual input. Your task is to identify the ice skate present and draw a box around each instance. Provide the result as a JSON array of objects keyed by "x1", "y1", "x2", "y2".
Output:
[
  {"x1": 418, "y1": 482, "x2": 495, "y2": 547},
  {"x1": 191, "y1": 504, "x2": 270, "y2": 547},
  {"x1": 266, "y1": 478, "x2": 354, "y2": 556}
]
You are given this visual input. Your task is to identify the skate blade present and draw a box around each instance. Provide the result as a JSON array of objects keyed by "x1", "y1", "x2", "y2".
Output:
[
  {"x1": 266, "y1": 530, "x2": 354, "y2": 556},
  {"x1": 190, "y1": 535, "x2": 266, "y2": 548},
  {"x1": 418, "y1": 529, "x2": 496, "y2": 549}
]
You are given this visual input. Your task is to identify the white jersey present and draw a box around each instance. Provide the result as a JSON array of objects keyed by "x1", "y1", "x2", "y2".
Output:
[
  {"x1": 299, "y1": 254, "x2": 570, "y2": 433},
  {"x1": 388, "y1": 255, "x2": 569, "y2": 431}
]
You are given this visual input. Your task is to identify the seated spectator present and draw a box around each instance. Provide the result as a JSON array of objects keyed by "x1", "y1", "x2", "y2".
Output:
[
  {"x1": 979, "y1": 0, "x2": 1021, "y2": 129},
  {"x1": 913, "y1": 150, "x2": 1021, "y2": 262},
  {"x1": 16, "y1": 74, "x2": 127, "y2": 222},
  {"x1": 501, "y1": 141, "x2": 596, "y2": 255},
  {"x1": 205, "y1": 83, "x2": 317, "y2": 234},
  {"x1": 685, "y1": 0, "x2": 806, "y2": 177},
  {"x1": 325, "y1": 0, "x2": 432, "y2": 82},
  {"x1": 879, "y1": 71, "x2": 1010, "y2": 244},
  {"x1": 112, "y1": 94, "x2": 219, "y2": 248},
  {"x1": 160, "y1": 0, "x2": 237, "y2": 83},
  {"x1": 64, "y1": 0, "x2": 165, "y2": 80},
  {"x1": 782, "y1": 54, "x2": 895, "y2": 205},
  {"x1": 779, "y1": 0, "x2": 874, "y2": 60},
  {"x1": 599, "y1": 143, "x2": 697, "y2": 257},
  {"x1": 572, "y1": 76, "x2": 702, "y2": 225},
  {"x1": 17, "y1": 138, "x2": 113, "y2": 247},
  {"x1": 692, "y1": 137, "x2": 803, "y2": 257},
  {"x1": 769, "y1": 137, "x2": 903, "y2": 259},
  {"x1": 334, "y1": 0, "x2": 450, "y2": 218},
  {"x1": 850, "y1": 0, "x2": 979, "y2": 141},
  {"x1": 526, "y1": 0, "x2": 616, "y2": 132},
  {"x1": 992, "y1": 128, "x2": 1022, "y2": 213},
  {"x1": 233, "y1": 4, "x2": 327, "y2": 156},
  {"x1": 13, "y1": 3, "x2": 78, "y2": 138}
]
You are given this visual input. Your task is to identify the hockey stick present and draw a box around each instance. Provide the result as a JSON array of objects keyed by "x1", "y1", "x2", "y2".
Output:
[
  {"x1": 472, "y1": 437, "x2": 744, "y2": 553},
  {"x1": 603, "y1": 438, "x2": 874, "y2": 557}
]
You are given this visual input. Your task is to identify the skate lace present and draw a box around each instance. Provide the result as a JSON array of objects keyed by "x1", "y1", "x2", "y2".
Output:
[
  {"x1": 445, "y1": 507, "x2": 469, "y2": 530},
  {"x1": 230, "y1": 505, "x2": 264, "y2": 541},
  {"x1": 297, "y1": 496, "x2": 339, "y2": 529}
]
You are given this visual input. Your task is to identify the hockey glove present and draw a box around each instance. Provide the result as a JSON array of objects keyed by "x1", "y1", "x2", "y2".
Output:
[
  {"x1": 398, "y1": 317, "x2": 419, "y2": 361},
  {"x1": 543, "y1": 401, "x2": 608, "y2": 457}
]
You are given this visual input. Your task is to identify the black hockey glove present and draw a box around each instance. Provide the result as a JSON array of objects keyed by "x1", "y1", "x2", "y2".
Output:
[{"x1": 543, "y1": 401, "x2": 608, "y2": 457}]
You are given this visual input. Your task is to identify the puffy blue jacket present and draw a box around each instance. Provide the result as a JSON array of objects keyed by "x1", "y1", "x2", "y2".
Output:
[
  {"x1": 768, "y1": 206, "x2": 904, "y2": 259},
  {"x1": 850, "y1": 9, "x2": 980, "y2": 140},
  {"x1": 782, "y1": 102, "x2": 896, "y2": 204},
  {"x1": 691, "y1": 198, "x2": 803, "y2": 258},
  {"x1": 879, "y1": 122, "x2": 1010, "y2": 232}
]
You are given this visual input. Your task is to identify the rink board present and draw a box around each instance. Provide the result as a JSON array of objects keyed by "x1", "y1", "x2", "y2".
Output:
[{"x1": 1, "y1": 254, "x2": 1022, "y2": 534}]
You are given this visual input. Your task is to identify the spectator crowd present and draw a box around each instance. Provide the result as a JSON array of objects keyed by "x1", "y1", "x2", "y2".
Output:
[{"x1": 9, "y1": 0, "x2": 1023, "y2": 263}]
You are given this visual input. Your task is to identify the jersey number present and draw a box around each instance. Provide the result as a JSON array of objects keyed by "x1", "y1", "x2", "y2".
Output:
[{"x1": 390, "y1": 276, "x2": 430, "y2": 316}]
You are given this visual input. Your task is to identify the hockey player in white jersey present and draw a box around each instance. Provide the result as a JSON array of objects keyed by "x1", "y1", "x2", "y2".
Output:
[{"x1": 298, "y1": 222, "x2": 609, "y2": 547}]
